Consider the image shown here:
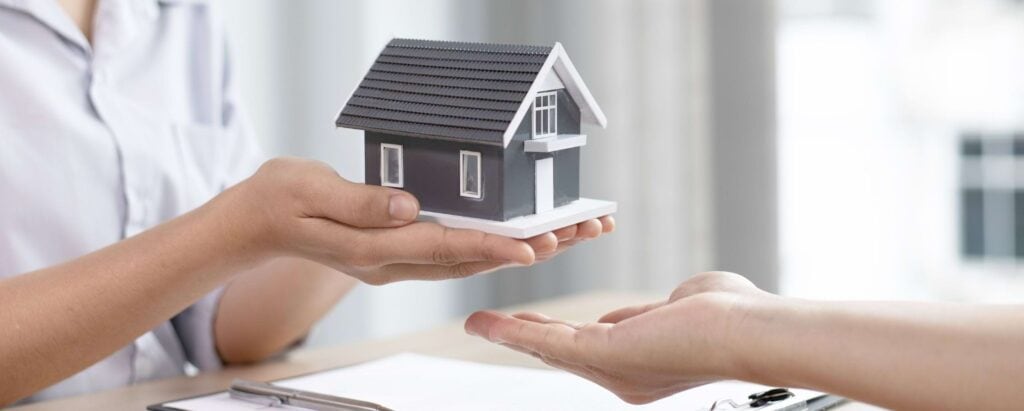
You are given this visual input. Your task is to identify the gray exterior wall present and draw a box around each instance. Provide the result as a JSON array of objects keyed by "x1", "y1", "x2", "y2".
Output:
[
  {"x1": 364, "y1": 132, "x2": 505, "y2": 220},
  {"x1": 364, "y1": 89, "x2": 583, "y2": 222},
  {"x1": 502, "y1": 88, "x2": 582, "y2": 220},
  {"x1": 502, "y1": 119, "x2": 535, "y2": 220}
]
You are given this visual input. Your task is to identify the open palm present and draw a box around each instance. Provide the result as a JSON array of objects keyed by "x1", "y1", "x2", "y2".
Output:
[{"x1": 465, "y1": 271, "x2": 769, "y2": 404}]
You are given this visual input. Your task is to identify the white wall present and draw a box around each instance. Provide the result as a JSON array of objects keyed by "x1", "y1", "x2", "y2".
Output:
[
  {"x1": 777, "y1": 15, "x2": 939, "y2": 300},
  {"x1": 777, "y1": 0, "x2": 1024, "y2": 302}
]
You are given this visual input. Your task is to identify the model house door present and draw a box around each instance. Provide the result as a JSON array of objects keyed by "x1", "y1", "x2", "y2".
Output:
[
  {"x1": 532, "y1": 91, "x2": 557, "y2": 214},
  {"x1": 535, "y1": 157, "x2": 553, "y2": 213}
]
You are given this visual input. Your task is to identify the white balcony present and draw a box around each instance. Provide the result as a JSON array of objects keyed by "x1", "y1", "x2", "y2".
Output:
[{"x1": 523, "y1": 134, "x2": 587, "y2": 153}]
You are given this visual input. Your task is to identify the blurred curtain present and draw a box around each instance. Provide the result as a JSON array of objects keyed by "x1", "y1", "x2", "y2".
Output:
[{"x1": 220, "y1": 0, "x2": 776, "y2": 346}]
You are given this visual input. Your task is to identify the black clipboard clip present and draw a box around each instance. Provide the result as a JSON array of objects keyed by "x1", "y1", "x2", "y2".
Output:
[
  {"x1": 710, "y1": 388, "x2": 794, "y2": 410},
  {"x1": 710, "y1": 387, "x2": 846, "y2": 411}
]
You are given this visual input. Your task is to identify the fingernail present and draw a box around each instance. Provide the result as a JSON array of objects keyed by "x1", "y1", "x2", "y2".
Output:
[
  {"x1": 389, "y1": 194, "x2": 419, "y2": 221},
  {"x1": 543, "y1": 232, "x2": 560, "y2": 244}
]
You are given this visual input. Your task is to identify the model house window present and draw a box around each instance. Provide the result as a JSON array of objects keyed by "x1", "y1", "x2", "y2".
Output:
[
  {"x1": 533, "y1": 91, "x2": 557, "y2": 137},
  {"x1": 960, "y1": 133, "x2": 1024, "y2": 259},
  {"x1": 380, "y1": 143, "x2": 403, "y2": 187},
  {"x1": 460, "y1": 150, "x2": 482, "y2": 198}
]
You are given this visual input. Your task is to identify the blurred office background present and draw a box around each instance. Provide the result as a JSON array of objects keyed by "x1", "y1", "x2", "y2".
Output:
[{"x1": 218, "y1": 0, "x2": 1024, "y2": 347}]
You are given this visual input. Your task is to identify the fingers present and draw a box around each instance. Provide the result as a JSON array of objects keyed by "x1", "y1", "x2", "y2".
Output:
[
  {"x1": 535, "y1": 216, "x2": 615, "y2": 261},
  {"x1": 357, "y1": 223, "x2": 536, "y2": 266},
  {"x1": 525, "y1": 232, "x2": 558, "y2": 255},
  {"x1": 548, "y1": 215, "x2": 614, "y2": 245},
  {"x1": 599, "y1": 215, "x2": 616, "y2": 233},
  {"x1": 575, "y1": 218, "x2": 604, "y2": 239},
  {"x1": 305, "y1": 174, "x2": 420, "y2": 228},
  {"x1": 465, "y1": 310, "x2": 505, "y2": 338},
  {"x1": 597, "y1": 301, "x2": 666, "y2": 324},
  {"x1": 465, "y1": 310, "x2": 611, "y2": 364},
  {"x1": 551, "y1": 224, "x2": 579, "y2": 242},
  {"x1": 512, "y1": 312, "x2": 582, "y2": 329},
  {"x1": 544, "y1": 219, "x2": 601, "y2": 254}
]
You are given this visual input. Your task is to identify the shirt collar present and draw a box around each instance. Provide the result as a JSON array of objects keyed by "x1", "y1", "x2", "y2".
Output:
[
  {"x1": 0, "y1": 0, "x2": 162, "y2": 56},
  {"x1": 0, "y1": 0, "x2": 91, "y2": 52}
]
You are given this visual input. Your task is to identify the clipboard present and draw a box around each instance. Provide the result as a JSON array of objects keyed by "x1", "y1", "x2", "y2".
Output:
[
  {"x1": 146, "y1": 358, "x2": 376, "y2": 411},
  {"x1": 147, "y1": 353, "x2": 847, "y2": 411}
]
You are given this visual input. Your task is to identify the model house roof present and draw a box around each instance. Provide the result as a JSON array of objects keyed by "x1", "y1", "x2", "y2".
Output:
[{"x1": 336, "y1": 38, "x2": 606, "y2": 147}]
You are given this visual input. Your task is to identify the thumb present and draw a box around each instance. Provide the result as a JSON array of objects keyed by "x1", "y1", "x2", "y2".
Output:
[
  {"x1": 597, "y1": 301, "x2": 665, "y2": 324},
  {"x1": 307, "y1": 176, "x2": 420, "y2": 228}
]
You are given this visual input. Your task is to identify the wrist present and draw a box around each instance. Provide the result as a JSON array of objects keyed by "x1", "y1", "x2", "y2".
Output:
[
  {"x1": 719, "y1": 292, "x2": 809, "y2": 386},
  {"x1": 200, "y1": 181, "x2": 279, "y2": 269}
]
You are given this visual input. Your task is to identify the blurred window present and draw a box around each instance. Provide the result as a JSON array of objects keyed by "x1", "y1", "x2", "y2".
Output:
[{"x1": 960, "y1": 133, "x2": 1024, "y2": 259}]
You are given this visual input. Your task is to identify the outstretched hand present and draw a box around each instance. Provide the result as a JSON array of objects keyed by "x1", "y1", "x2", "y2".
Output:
[
  {"x1": 228, "y1": 157, "x2": 613, "y2": 285},
  {"x1": 465, "y1": 272, "x2": 772, "y2": 404}
]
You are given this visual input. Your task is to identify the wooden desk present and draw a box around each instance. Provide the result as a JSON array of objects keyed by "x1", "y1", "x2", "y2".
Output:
[{"x1": 13, "y1": 291, "x2": 880, "y2": 411}]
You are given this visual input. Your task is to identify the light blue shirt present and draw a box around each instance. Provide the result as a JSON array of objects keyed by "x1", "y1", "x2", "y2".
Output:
[{"x1": 0, "y1": 0, "x2": 264, "y2": 402}]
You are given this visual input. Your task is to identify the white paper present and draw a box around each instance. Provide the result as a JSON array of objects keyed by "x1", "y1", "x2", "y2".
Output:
[{"x1": 163, "y1": 353, "x2": 823, "y2": 411}]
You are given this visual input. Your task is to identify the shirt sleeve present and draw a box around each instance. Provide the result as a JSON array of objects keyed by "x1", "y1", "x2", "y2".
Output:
[
  {"x1": 170, "y1": 25, "x2": 268, "y2": 370},
  {"x1": 170, "y1": 287, "x2": 228, "y2": 370}
]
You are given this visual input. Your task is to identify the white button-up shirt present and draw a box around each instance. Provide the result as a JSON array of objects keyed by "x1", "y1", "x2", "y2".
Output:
[{"x1": 0, "y1": 0, "x2": 264, "y2": 402}]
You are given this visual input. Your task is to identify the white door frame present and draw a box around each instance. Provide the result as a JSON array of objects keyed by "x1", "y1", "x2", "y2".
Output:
[{"x1": 535, "y1": 156, "x2": 554, "y2": 213}]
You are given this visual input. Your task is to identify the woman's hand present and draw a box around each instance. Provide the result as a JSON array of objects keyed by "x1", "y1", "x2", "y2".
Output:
[
  {"x1": 464, "y1": 272, "x2": 773, "y2": 404},
  {"x1": 223, "y1": 157, "x2": 613, "y2": 285},
  {"x1": 468, "y1": 272, "x2": 1024, "y2": 410}
]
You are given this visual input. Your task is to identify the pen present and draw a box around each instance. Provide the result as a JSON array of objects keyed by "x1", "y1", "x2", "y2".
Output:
[{"x1": 229, "y1": 379, "x2": 394, "y2": 411}]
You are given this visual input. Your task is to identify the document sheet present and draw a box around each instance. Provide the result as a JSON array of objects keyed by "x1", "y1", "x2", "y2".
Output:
[{"x1": 163, "y1": 353, "x2": 823, "y2": 410}]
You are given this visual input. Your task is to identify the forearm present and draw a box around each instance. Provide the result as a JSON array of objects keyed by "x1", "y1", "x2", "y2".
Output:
[
  {"x1": 215, "y1": 258, "x2": 357, "y2": 363},
  {"x1": 0, "y1": 194, "x2": 260, "y2": 403},
  {"x1": 735, "y1": 298, "x2": 1024, "y2": 410},
  {"x1": 0, "y1": 156, "x2": 554, "y2": 404}
]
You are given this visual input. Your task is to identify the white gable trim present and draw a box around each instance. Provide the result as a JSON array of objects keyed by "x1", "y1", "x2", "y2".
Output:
[
  {"x1": 502, "y1": 43, "x2": 608, "y2": 147},
  {"x1": 551, "y1": 43, "x2": 608, "y2": 128}
]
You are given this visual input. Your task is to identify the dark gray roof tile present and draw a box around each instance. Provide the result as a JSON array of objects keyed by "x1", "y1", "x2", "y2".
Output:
[
  {"x1": 375, "y1": 55, "x2": 542, "y2": 73},
  {"x1": 371, "y1": 62, "x2": 538, "y2": 82},
  {"x1": 337, "y1": 38, "x2": 555, "y2": 144},
  {"x1": 336, "y1": 115, "x2": 505, "y2": 145},
  {"x1": 363, "y1": 71, "x2": 531, "y2": 92},
  {"x1": 380, "y1": 47, "x2": 549, "y2": 64},
  {"x1": 346, "y1": 96, "x2": 515, "y2": 122},
  {"x1": 387, "y1": 38, "x2": 551, "y2": 55},
  {"x1": 357, "y1": 79, "x2": 524, "y2": 102},
  {"x1": 352, "y1": 88, "x2": 521, "y2": 111},
  {"x1": 341, "y1": 106, "x2": 507, "y2": 131}
]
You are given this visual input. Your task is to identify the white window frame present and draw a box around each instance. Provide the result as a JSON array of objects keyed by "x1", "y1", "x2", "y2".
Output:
[
  {"x1": 380, "y1": 143, "x2": 403, "y2": 188},
  {"x1": 459, "y1": 150, "x2": 482, "y2": 199},
  {"x1": 532, "y1": 91, "x2": 557, "y2": 138}
]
